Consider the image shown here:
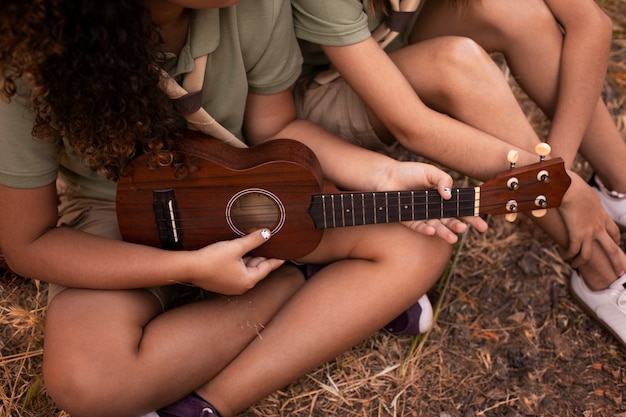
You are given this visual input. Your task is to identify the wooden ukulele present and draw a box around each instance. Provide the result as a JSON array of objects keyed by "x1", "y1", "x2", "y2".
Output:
[{"x1": 116, "y1": 130, "x2": 571, "y2": 259}]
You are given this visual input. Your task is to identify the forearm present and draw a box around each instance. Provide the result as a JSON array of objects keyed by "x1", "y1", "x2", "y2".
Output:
[
  {"x1": 5, "y1": 225, "x2": 195, "y2": 290},
  {"x1": 273, "y1": 118, "x2": 398, "y2": 191},
  {"x1": 245, "y1": 90, "x2": 403, "y2": 192},
  {"x1": 0, "y1": 182, "x2": 196, "y2": 290}
]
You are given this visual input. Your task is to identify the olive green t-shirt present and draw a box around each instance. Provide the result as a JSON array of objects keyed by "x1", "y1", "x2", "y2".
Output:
[
  {"x1": 292, "y1": 0, "x2": 416, "y2": 72},
  {"x1": 0, "y1": 0, "x2": 302, "y2": 201}
]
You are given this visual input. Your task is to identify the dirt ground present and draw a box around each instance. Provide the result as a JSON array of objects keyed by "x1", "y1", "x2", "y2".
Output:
[{"x1": 2, "y1": 1, "x2": 626, "y2": 416}]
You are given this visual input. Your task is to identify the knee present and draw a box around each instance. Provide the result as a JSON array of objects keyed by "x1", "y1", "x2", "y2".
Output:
[
  {"x1": 44, "y1": 355, "x2": 133, "y2": 417},
  {"x1": 431, "y1": 36, "x2": 507, "y2": 99},
  {"x1": 393, "y1": 232, "x2": 454, "y2": 279},
  {"x1": 44, "y1": 360, "x2": 103, "y2": 416}
]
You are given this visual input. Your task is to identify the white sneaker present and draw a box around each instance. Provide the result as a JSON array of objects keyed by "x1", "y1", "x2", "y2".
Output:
[
  {"x1": 570, "y1": 269, "x2": 626, "y2": 347},
  {"x1": 592, "y1": 175, "x2": 626, "y2": 228}
]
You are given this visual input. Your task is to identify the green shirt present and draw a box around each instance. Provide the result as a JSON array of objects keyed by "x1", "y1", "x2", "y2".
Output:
[
  {"x1": 292, "y1": 0, "x2": 415, "y2": 72},
  {"x1": 0, "y1": 0, "x2": 302, "y2": 200},
  {"x1": 292, "y1": 0, "x2": 380, "y2": 46}
]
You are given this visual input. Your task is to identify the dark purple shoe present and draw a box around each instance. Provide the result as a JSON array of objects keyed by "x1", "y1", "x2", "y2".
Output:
[
  {"x1": 157, "y1": 393, "x2": 221, "y2": 417},
  {"x1": 384, "y1": 294, "x2": 433, "y2": 335}
]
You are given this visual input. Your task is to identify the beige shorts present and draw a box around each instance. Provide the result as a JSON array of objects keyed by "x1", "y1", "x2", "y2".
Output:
[
  {"x1": 293, "y1": 75, "x2": 398, "y2": 156},
  {"x1": 49, "y1": 180, "x2": 172, "y2": 310}
]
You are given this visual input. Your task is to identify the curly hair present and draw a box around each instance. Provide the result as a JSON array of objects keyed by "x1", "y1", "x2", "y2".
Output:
[{"x1": 0, "y1": 0, "x2": 179, "y2": 180}]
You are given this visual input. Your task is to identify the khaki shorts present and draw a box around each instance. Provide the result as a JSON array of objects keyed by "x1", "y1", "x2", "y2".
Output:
[
  {"x1": 293, "y1": 75, "x2": 399, "y2": 156},
  {"x1": 49, "y1": 179, "x2": 172, "y2": 311}
]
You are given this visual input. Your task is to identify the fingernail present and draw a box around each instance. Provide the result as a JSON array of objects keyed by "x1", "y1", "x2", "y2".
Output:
[
  {"x1": 443, "y1": 188, "x2": 451, "y2": 196},
  {"x1": 261, "y1": 229, "x2": 271, "y2": 240}
]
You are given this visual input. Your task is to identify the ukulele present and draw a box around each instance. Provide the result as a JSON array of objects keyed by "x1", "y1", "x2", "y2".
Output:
[{"x1": 116, "y1": 130, "x2": 571, "y2": 259}]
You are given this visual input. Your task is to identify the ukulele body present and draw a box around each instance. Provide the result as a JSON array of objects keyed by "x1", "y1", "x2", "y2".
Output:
[{"x1": 116, "y1": 131, "x2": 325, "y2": 259}]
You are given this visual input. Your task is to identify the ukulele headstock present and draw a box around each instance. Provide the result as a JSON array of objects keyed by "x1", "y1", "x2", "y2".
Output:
[{"x1": 479, "y1": 144, "x2": 571, "y2": 219}]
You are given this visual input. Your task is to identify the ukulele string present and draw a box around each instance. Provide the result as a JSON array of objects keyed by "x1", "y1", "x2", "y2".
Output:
[{"x1": 158, "y1": 182, "x2": 549, "y2": 228}]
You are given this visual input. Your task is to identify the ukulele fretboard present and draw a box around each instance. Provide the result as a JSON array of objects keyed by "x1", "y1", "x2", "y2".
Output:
[{"x1": 308, "y1": 189, "x2": 478, "y2": 229}]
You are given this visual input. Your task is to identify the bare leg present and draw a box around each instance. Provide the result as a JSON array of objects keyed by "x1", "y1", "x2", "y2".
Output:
[
  {"x1": 387, "y1": 36, "x2": 539, "y2": 153},
  {"x1": 43, "y1": 264, "x2": 305, "y2": 417},
  {"x1": 44, "y1": 224, "x2": 451, "y2": 417},
  {"x1": 356, "y1": 2, "x2": 624, "y2": 289},
  {"x1": 198, "y1": 226, "x2": 450, "y2": 416},
  {"x1": 198, "y1": 224, "x2": 452, "y2": 416},
  {"x1": 410, "y1": 0, "x2": 626, "y2": 192},
  {"x1": 381, "y1": 35, "x2": 623, "y2": 288}
]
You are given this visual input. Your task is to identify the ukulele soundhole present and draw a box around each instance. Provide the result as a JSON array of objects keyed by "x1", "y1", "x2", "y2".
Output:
[{"x1": 226, "y1": 188, "x2": 285, "y2": 237}]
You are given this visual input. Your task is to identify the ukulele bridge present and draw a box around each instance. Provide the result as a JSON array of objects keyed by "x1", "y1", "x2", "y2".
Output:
[{"x1": 153, "y1": 188, "x2": 183, "y2": 250}]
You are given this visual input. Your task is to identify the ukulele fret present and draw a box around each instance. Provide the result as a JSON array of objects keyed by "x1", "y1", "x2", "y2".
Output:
[
  {"x1": 426, "y1": 190, "x2": 443, "y2": 219},
  {"x1": 384, "y1": 192, "x2": 389, "y2": 223},
  {"x1": 340, "y1": 194, "x2": 346, "y2": 227},
  {"x1": 331, "y1": 195, "x2": 337, "y2": 228},
  {"x1": 390, "y1": 192, "x2": 400, "y2": 223},
  {"x1": 457, "y1": 189, "x2": 478, "y2": 218},
  {"x1": 350, "y1": 194, "x2": 356, "y2": 226},
  {"x1": 399, "y1": 191, "x2": 412, "y2": 222},
  {"x1": 440, "y1": 191, "x2": 444, "y2": 218},
  {"x1": 321, "y1": 195, "x2": 328, "y2": 229},
  {"x1": 361, "y1": 193, "x2": 366, "y2": 225},
  {"x1": 396, "y1": 191, "x2": 402, "y2": 221}
]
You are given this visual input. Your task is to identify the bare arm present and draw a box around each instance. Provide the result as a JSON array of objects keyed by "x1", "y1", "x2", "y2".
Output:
[
  {"x1": 320, "y1": 37, "x2": 543, "y2": 177},
  {"x1": 244, "y1": 89, "x2": 489, "y2": 241},
  {"x1": 542, "y1": 0, "x2": 613, "y2": 166},
  {"x1": 244, "y1": 89, "x2": 452, "y2": 193},
  {"x1": 0, "y1": 183, "x2": 282, "y2": 295}
]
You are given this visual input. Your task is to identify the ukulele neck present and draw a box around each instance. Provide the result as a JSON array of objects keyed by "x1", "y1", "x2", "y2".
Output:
[{"x1": 308, "y1": 188, "x2": 479, "y2": 229}]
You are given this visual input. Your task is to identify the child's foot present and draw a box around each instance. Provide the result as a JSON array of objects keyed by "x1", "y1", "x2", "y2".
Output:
[
  {"x1": 591, "y1": 175, "x2": 626, "y2": 228},
  {"x1": 570, "y1": 270, "x2": 626, "y2": 348}
]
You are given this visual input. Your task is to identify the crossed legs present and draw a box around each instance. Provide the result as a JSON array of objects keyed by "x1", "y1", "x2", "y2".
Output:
[{"x1": 43, "y1": 223, "x2": 451, "y2": 417}]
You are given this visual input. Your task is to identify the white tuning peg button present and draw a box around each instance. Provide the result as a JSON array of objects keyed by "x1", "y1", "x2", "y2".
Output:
[
  {"x1": 507, "y1": 150, "x2": 519, "y2": 168},
  {"x1": 532, "y1": 209, "x2": 547, "y2": 218},
  {"x1": 535, "y1": 143, "x2": 551, "y2": 160},
  {"x1": 505, "y1": 213, "x2": 518, "y2": 223}
]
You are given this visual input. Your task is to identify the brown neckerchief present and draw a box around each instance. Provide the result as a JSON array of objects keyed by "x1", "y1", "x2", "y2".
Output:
[{"x1": 159, "y1": 55, "x2": 248, "y2": 148}]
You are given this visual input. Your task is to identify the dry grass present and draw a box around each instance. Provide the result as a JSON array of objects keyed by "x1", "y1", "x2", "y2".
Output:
[{"x1": 2, "y1": 1, "x2": 626, "y2": 416}]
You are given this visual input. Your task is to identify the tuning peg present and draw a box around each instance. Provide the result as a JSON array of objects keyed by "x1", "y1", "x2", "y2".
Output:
[
  {"x1": 532, "y1": 209, "x2": 547, "y2": 218},
  {"x1": 507, "y1": 177, "x2": 519, "y2": 190},
  {"x1": 505, "y1": 213, "x2": 518, "y2": 222},
  {"x1": 535, "y1": 143, "x2": 551, "y2": 161},
  {"x1": 535, "y1": 195, "x2": 547, "y2": 208},
  {"x1": 507, "y1": 150, "x2": 519, "y2": 169}
]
